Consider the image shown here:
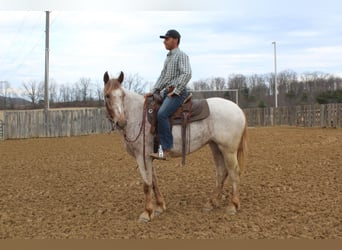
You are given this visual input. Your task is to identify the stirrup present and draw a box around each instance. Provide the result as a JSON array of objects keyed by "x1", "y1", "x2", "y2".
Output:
[{"x1": 149, "y1": 151, "x2": 171, "y2": 161}]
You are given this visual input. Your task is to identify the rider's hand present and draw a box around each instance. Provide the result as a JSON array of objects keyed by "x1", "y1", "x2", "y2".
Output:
[{"x1": 144, "y1": 92, "x2": 153, "y2": 98}]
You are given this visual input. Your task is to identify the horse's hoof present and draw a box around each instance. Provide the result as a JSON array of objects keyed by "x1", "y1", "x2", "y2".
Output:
[
  {"x1": 139, "y1": 217, "x2": 150, "y2": 223},
  {"x1": 202, "y1": 206, "x2": 214, "y2": 212},
  {"x1": 202, "y1": 202, "x2": 214, "y2": 212},
  {"x1": 154, "y1": 206, "x2": 166, "y2": 217},
  {"x1": 226, "y1": 205, "x2": 237, "y2": 215},
  {"x1": 139, "y1": 211, "x2": 152, "y2": 223}
]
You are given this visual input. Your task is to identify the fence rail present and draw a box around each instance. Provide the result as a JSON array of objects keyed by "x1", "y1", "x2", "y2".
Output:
[{"x1": 0, "y1": 104, "x2": 341, "y2": 140}]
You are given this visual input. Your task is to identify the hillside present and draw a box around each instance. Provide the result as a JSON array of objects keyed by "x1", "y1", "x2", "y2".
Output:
[{"x1": 0, "y1": 96, "x2": 31, "y2": 109}]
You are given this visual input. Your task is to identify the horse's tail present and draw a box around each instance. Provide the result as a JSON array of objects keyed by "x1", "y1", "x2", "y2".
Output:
[{"x1": 237, "y1": 117, "x2": 248, "y2": 173}]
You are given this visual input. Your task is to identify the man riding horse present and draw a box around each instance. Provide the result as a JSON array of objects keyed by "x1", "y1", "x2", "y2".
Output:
[{"x1": 146, "y1": 29, "x2": 192, "y2": 160}]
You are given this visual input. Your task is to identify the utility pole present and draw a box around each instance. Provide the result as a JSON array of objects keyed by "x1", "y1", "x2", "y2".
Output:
[
  {"x1": 44, "y1": 11, "x2": 50, "y2": 111},
  {"x1": 44, "y1": 11, "x2": 50, "y2": 134},
  {"x1": 272, "y1": 41, "x2": 278, "y2": 108}
]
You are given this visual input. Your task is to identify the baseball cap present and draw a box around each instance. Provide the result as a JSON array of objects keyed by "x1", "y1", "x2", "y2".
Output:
[{"x1": 160, "y1": 29, "x2": 181, "y2": 39}]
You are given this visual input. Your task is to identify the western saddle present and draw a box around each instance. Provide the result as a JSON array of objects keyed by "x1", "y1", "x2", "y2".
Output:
[{"x1": 146, "y1": 92, "x2": 210, "y2": 166}]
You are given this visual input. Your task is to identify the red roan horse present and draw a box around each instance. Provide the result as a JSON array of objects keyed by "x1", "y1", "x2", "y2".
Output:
[{"x1": 104, "y1": 71, "x2": 247, "y2": 222}]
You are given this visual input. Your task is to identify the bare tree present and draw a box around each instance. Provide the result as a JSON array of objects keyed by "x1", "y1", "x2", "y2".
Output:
[
  {"x1": 96, "y1": 81, "x2": 104, "y2": 106},
  {"x1": 210, "y1": 77, "x2": 226, "y2": 90},
  {"x1": 72, "y1": 82, "x2": 82, "y2": 102},
  {"x1": 58, "y1": 84, "x2": 72, "y2": 103},
  {"x1": 49, "y1": 79, "x2": 58, "y2": 104},
  {"x1": 78, "y1": 77, "x2": 92, "y2": 102},
  {"x1": 123, "y1": 73, "x2": 147, "y2": 94},
  {"x1": 248, "y1": 74, "x2": 269, "y2": 103},
  {"x1": 193, "y1": 79, "x2": 210, "y2": 90},
  {"x1": 22, "y1": 80, "x2": 44, "y2": 107},
  {"x1": 227, "y1": 74, "x2": 247, "y2": 89},
  {"x1": 0, "y1": 80, "x2": 10, "y2": 109}
]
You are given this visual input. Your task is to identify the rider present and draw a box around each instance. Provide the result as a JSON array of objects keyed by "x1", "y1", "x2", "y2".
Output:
[{"x1": 148, "y1": 29, "x2": 192, "y2": 160}]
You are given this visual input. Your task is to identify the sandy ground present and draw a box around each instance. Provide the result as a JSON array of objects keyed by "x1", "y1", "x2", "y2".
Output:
[{"x1": 0, "y1": 127, "x2": 341, "y2": 239}]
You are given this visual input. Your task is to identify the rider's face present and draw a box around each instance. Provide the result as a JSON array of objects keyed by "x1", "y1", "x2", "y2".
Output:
[{"x1": 163, "y1": 37, "x2": 178, "y2": 50}]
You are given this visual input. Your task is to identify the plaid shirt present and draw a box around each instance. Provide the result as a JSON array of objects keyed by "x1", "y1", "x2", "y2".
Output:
[{"x1": 153, "y1": 48, "x2": 192, "y2": 96}]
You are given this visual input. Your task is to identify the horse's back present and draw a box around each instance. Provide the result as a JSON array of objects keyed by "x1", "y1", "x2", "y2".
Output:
[
  {"x1": 207, "y1": 97, "x2": 245, "y2": 121},
  {"x1": 206, "y1": 97, "x2": 246, "y2": 146}
]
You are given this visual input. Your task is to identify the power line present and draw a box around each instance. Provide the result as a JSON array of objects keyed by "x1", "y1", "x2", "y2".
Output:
[
  {"x1": 0, "y1": 11, "x2": 29, "y2": 65},
  {"x1": 0, "y1": 12, "x2": 45, "y2": 82},
  {"x1": 0, "y1": 12, "x2": 43, "y2": 66},
  {"x1": 1, "y1": 11, "x2": 61, "y2": 85}
]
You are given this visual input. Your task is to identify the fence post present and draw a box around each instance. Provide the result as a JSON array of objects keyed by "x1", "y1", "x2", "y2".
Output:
[
  {"x1": 337, "y1": 103, "x2": 341, "y2": 128},
  {"x1": 0, "y1": 111, "x2": 3, "y2": 140},
  {"x1": 320, "y1": 104, "x2": 325, "y2": 128},
  {"x1": 0, "y1": 120, "x2": 3, "y2": 141}
]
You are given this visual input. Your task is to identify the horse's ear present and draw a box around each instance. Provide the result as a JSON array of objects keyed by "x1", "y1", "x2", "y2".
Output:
[
  {"x1": 118, "y1": 71, "x2": 124, "y2": 84},
  {"x1": 103, "y1": 71, "x2": 109, "y2": 84}
]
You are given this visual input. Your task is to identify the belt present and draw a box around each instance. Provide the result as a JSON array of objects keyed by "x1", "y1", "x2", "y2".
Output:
[{"x1": 167, "y1": 86, "x2": 175, "y2": 93}]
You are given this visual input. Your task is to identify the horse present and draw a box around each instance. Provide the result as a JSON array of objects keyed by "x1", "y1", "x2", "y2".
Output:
[{"x1": 103, "y1": 71, "x2": 247, "y2": 222}]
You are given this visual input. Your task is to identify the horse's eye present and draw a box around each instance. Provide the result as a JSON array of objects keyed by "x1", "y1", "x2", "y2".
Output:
[{"x1": 105, "y1": 94, "x2": 110, "y2": 99}]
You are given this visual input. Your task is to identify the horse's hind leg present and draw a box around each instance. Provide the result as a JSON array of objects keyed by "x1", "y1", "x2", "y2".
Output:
[
  {"x1": 204, "y1": 142, "x2": 229, "y2": 211},
  {"x1": 222, "y1": 151, "x2": 241, "y2": 214},
  {"x1": 152, "y1": 168, "x2": 166, "y2": 216}
]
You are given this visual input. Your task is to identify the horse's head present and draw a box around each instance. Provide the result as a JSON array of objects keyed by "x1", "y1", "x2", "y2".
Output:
[{"x1": 103, "y1": 71, "x2": 127, "y2": 130}]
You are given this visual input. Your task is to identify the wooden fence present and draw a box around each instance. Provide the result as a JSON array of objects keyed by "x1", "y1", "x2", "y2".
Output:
[
  {"x1": 0, "y1": 104, "x2": 341, "y2": 140},
  {"x1": 1, "y1": 108, "x2": 112, "y2": 139},
  {"x1": 244, "y1": 103, "x2": 342, "y2": 128}
]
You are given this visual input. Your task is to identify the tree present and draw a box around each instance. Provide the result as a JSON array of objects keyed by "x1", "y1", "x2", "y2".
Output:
[
  {"x1": 247, "y1": 74, "x2": 269, "y2": 105},
  {"x1": 0, "y1": 80, "x2": 10, "y2": 109},
  {"x1": 210, "y1": 77, "x2": 226, "y2": 90},
  {"x1": 123, "y1": 73, "x2": 147, "y2": 94},
  {"x1": 316, "y1": 90, "x2": 342, "y2": 104},
  {"x1": 193, "y1": 79, "x2": 210, "y2": 90},
  {"x1": 227, "y1": 74, "x2": 246, "y2": 89},
  {"x1": 22, "y1": 80, "x2": 43, "y2": 107},
  {"x1": 58, "y1": 84, "x2": 72, "y2": 103},
  {"x1": 78, "y1": 77, "x2": 92, "y2": 102},
  {"x1": 278, "y1": 70, "x2": 298, "y2": 106},
  {"x1": 72, "y1": 82, "x2": 82, "y2": 102},
  {"x1": 49, "y1": 79, "x2": 58, "y2": 104},
  {"x1": 96, "y1": 81, "x2": 104, "y2": 106}
]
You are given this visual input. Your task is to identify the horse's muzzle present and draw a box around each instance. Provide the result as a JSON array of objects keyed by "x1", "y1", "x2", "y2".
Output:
[{"x1": 116, "y1": 119, "x2": 127, "y2": 130}]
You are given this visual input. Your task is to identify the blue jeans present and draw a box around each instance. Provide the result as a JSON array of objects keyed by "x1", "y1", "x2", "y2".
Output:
[{"x1": 157, "y1": 89, "x2": 188, "y2": 151}]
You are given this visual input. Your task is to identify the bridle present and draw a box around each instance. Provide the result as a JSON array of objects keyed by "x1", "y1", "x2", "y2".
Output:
[{"x1": 106, "y1": 96, "x2": 148, "y2": 171}]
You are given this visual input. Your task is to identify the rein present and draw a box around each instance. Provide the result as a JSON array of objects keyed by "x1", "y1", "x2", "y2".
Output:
[{"x1": 123, "y1": 98, "x2": 148, "y2": 170}]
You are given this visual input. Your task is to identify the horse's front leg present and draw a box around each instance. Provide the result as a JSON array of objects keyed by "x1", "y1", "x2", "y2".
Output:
[
  {"x1": 139, "y1": 181, "x2": 154, "y2": 223},
  {"x1": 136, "y1": 155, "x2": 154, "y2": 223},
  {"x1": 138, "y1": 157, "x2": 166, "y2": 222}
]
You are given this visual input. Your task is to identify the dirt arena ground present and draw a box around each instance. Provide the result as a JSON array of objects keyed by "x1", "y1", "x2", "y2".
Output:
[{"x1": 0, "y1": 127, "x2": 341, "y2": 239}]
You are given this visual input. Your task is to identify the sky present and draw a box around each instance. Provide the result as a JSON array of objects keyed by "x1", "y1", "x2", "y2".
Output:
[{"x1": 1, "y1": 0, "x2": 342, "y2": 93}]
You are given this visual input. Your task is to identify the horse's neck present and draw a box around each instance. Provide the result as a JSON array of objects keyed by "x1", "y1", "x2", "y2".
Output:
[{"x1": 124, "y1": 90, "x2": 145, "y2": 123}]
